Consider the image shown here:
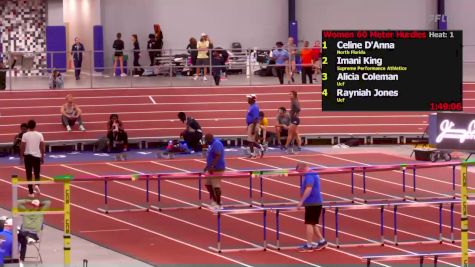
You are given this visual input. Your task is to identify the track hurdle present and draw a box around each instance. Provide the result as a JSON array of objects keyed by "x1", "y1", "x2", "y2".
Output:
[{"x1": 10, "y1": 174, "x2": 73, "y2": 266}]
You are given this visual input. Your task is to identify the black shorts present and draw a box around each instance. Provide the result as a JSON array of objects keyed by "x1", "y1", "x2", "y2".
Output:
[
  {"x1": 280, "y1": 128, "x2": 288, "y2": 136},
  {"x1": 114, "y1": 52, "x2": 124, "y2": 57},
  {"x1": 304, "y1": 205, "x2": 322, "y2": 225},
  {"x1": 291, "y1": 116, "x2": 300, "y2": 126}
]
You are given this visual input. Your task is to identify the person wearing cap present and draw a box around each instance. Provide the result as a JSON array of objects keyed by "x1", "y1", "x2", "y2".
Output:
[
  {"x1": 17, "y1": 198, "x2": 51, "y2": 261},
  {"x1": 61, "y1": 94, "x2": 86, "y2": 132},
  {"x1": 272, "y1": 41, "x2": 290, "y2": 85},
  {"x1": 0, "y1": 218, "x2": 13, "y2": 260},
  {"x1": 20, "y1": 120, "x2": 45, "y2": 198},
  {"x1": 246, "y1": 94, "x2": 263, "y2": 158},
  {"x1": 195, "y1": 33, "x2": 210, "y2": 81},
  {"x1": 203, "y1": 133, "x2": 225, "y2": 209},
  {"x1": 296, "y1": 163, "x2": 327, "y2": 252}
]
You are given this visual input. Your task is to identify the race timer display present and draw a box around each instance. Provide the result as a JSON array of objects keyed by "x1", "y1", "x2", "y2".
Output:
[{"x1": 321, "y1": 30, "x2": 462, "y2": 111}]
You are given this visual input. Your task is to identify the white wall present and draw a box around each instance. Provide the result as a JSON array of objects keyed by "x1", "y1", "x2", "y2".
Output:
[
  {"x1": 47, "y1": 0, "x2": 64, "y2": 25},
  {"x1": 63, "y1": 0, "x2": 101, "y2": 71},
  {"x1": 446, "y1": 0, "x2": 475, "y2": 62},
  {"x1": 101, "y1": 0, "x2": 288, "y2": 66},
  {"x1": 297, "y1": 0, "x2": 436, "y2": 45}
]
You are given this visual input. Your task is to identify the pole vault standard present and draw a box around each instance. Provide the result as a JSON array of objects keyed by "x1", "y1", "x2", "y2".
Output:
[{"x1": 11, "y1": 175, "x2": 72, "y2": 266}]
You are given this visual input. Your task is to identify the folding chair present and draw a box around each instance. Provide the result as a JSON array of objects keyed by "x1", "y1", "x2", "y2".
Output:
[{"x1": 21, "y1": 223, "x2": 43, "y2": 264}]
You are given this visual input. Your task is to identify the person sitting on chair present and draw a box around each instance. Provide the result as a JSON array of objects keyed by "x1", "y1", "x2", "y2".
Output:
[
  {"x1": 107, "y1": 114, "x2": 128, "y2": 152},
  {"x1": 12, "y1": 123, "x2": 28, "y2": 155},
  {"x1": 17, "y1": 198, "x2": 51, "y2": 262},
  {"x1": 61, "y1": 94, "x2": 86, "y2": 132},
  {"x1": 49, "y1": 69, "x2": 64, "y2": 89},
  {"x1": 178, "y1": 112, "x2": 203, "y2": 152}
]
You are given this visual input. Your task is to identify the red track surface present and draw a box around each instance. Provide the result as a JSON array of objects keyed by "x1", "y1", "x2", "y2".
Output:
[
  {"x1": 2, "y1": 84, "x2": 475, "y2": 143},
  {"x1": 1, "y1": 152, "x2": 474, "y2": 266}
]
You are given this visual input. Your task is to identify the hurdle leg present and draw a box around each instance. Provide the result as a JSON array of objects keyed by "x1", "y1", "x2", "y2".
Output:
[
  {"x1": 217, "y1": 212, "x2": 222, "y2": 253},
  {"x1": 276, "y1": 210, "x2": 280, "y2": 250},
  {"x1": 380, "y1": 206, "x2": 384, "y2": 245},
  {"x1": 351, "y1": 168, "x2": 354, "y2": 195},
  {"x1": 145, "y1": 175, "x2": 150, "y2": 211},
  {"x1": 335, "y1": 208, "x2": 339, "y2": 248},
  {"x1": 249, "y1": 174, "x2": 253, "y2": 207},
  {"x1": 419, "y1": 256, "x2": 423, "y2": 267},
  {"x1": 363, "y1": 167, "x2": 366, "y2": 194},
  {"x1": 413, "y1": 167, "x2": 417, "y2": 192},
  {"x1": 263, "y1": 210, "x2": 267, "y2": 250},
  {"x1": 439, "y1": 203, "x2": 443, "y2": 243},
  {"x1": 366, "y1": 259, "x2": 371, "y2": 267},
  {"x1": 103, "y1": 180, "x2": 109, "y2": 213},
  {"x1": 402, "y1": 168, "x2": 406, "y2": 192},
  {"x1": 452, "y1": 165, "x2": 456, "y2": 192},
  {"x1": 450, "y1": 202, "x2": 454, "y2": 243},
  {"x1": 434, "y1": 255, "x2": 438, "y2": 267},
  {"x1": 198, "y1": 174, "x2": 202, "y2": 207},
  {"x1": 394, "y1": 205, "x2": 398, "y2": 245},
  {"x1": 260, "y1": 175, "x2": 264, "y2": 206}
]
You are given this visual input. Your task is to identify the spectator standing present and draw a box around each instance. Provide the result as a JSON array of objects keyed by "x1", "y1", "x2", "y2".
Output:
[
  {"x1": 272, "y1": 42, "x2": 289, "y2": 85},
  {"x1": 154, "y1": 24, "x2": 164, "y2": 58},
  {"x1": 61, "y1": 94, "x2": 86, "y2": 132},
  {"x1": 195, "y1": 34, "x2": 210, "y2": 81},
  {"x1": 112, "y1": 33, "x2": 126, "y2": 77},
  {"x1": 12, "y1": 123, "x2": 28, "y2": 155},
  {"x1": 132, "y1": 34, "x2": 141, "y2": 71},
  {"x1": 187, "y1": 37, "x2": 198, "y2": 75},
  {"x1": 296, "y1": 163, "x2": 327, "y2": 252},
  {"x1": 312, "y1": 41, "x2": 322, "y2": 82},
  {"x1": 284, "y1": 91, "x2": 302, "y2": 152},
  {"x1": 203, "y1": 133, "x2": 225, "y2": 209},
  {"x1": 20, "y1": 120, "x2": 45, "y2": 198},
  {"x1": 211, "y1": 50, "x2": 225, "y2": 86},
  {"x1": 147, "y1": 34, "x2": 158, "y2": 66},
  {"x1": 71, "y1": 37, "x2": 85, "y2": 80},
  {"x1": 245, "y1": 94, "x2": 263, "y2": 158},
  {"x1": 178, "y1": 112, "x2": 203, "y2": 152},
  {"x1": 286, "y1": 37, "x2": 297, "y2": 83},
  {"x1": 299, "y1": 41, "x2": 315, "y2": 84},
  {"x1": 49, "y1": 69, "x2": 64, "y2": 89}
]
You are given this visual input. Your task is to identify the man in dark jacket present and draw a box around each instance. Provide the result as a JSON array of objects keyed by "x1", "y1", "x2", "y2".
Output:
[
  {"x1": 71, "y1": 37, "x2": 85, "y2": 80},
  {"x1": 147, "y1": 34, "x2": 158, "y2": 66}
]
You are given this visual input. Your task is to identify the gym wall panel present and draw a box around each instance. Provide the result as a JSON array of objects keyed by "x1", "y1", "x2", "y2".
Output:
[
  {"x1": 46, "y1": 26, "x2": 67, "y2": 72},
  {"x1": 297, "y1": 0, "x2": 436, "y2": 45},
  {"x1": 446, "y1": 0, "x2": 475, "y2": 62},
  {"x1": 100, "y1": 0, "x2": 288, "y2": 67}
]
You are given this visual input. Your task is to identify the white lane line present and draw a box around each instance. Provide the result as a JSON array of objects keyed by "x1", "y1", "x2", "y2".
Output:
[{"x1": 148, "y1": 96, "x2": 157, "y2": 104}]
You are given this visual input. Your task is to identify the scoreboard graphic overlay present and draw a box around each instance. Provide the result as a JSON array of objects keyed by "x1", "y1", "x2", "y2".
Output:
[{"x1": 321, "y1": 30, "x2": 462, "y2": 111}]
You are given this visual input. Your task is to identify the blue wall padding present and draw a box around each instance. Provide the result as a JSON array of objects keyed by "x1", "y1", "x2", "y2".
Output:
[
  {"x1": 46, "y1": 26, "x2": 67, "y2": 72},
  {"x1": 93, "y1": 25, "x2": 104, "y2": 72}
]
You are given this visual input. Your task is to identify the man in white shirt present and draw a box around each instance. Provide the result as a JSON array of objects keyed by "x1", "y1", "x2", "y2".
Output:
[{"x1": 20, "y1": 120, "x2": 45, "y2": 198}]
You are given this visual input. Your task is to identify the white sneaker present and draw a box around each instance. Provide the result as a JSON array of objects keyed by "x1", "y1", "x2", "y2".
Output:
[
  {"x1": 34, "y1": 185, "x2": 41, "y2": 195},
  {"x1": 120, "y1": 73, "x2": 127, "y2": 77},
  {"x1": 79, "y1": 125, "x2": 86, "y2": 132},
  {"x1": 203, "y1": 76, "x2": 208, "y2": 81},
  {"x1": 66, "y1": 125, "x2": 72, "y2": 132},
  {"x1": 193, "y1": 75, "x2": 199, "y2": 80},
  {"x1": 27, "y1": 237, "x2": 36, "y2": 244}
]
